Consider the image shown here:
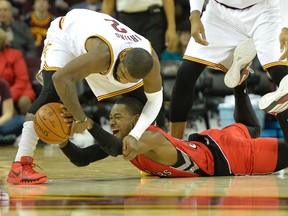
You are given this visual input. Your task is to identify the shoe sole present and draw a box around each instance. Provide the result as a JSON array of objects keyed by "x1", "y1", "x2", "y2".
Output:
[
  {"x1": 259, "y1": 75, "x2": 288, "y2": 114},
  {"x1": 7, "y1": 176, "x2": 48, "y2": 185},
  {"x1": 224, "y1": 38, "x2": 256, "y2": 88}
]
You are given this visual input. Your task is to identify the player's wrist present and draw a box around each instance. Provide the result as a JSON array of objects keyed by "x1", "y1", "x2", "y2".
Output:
[{"x1": 74, "y1": 117, "x2": 88, "y2": 124}]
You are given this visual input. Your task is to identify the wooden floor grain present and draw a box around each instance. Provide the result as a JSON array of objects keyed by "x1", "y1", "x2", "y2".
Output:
[{"x1": 1, "y1": 145, "x2": 288, "y2": 216}]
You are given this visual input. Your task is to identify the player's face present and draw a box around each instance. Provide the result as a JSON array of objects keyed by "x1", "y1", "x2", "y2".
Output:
[
  {"x1": 115, "y1": 62, "x2": 139, "y2": 84},
  {"x1": 109, "y1": 104, "x2": 137, "y2": 139}
]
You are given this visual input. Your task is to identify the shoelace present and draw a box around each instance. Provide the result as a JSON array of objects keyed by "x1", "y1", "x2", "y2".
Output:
[
  {"x1": 243, "y1": 62, "x2": 254, "y2": 75},
  {"x1": 22, "y1": 163, "x2": 43, "y2": 174}
]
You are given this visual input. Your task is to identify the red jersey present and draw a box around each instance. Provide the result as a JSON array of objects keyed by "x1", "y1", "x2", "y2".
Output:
[
  {"x1": 130, "y1": 124, "x2": 278, "y2": 177},
  {"x1": 130, "y1": 125, "x2": 215, "y2": 177}
]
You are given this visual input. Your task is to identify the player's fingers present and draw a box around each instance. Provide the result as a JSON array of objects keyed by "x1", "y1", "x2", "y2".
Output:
[
  {"x1": 201, "y1": 31, "x2": 209, "y2": 46},
  {"x1": 192, "y1": 32, "x2": 208, "y2": 46}
]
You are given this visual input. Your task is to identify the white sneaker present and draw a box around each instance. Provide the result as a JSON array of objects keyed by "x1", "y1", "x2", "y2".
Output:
[
  {"x1": 224, "y1": 38, "x2": 257, "y2": 88},
  {"x1": 259, "y1": 75, "x2": 288, "y2": 115}
]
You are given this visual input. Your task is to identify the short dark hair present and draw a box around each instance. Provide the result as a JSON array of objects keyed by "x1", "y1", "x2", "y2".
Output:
[
  {"x1": 123, "y1": 48, "x2": 153, "y2": 79},
  {"x1": 115, "y1": 97, "x2": 144, "y2": 116}
]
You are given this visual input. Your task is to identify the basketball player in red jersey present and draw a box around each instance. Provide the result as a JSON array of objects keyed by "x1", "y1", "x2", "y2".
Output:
[{"x1": 60, "y1": 80, "x2": 288, "y2": 177}]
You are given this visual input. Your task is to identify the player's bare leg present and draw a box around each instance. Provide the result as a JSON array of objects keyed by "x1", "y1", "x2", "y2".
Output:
[
  {"x1": 170, "y1": 122, "x2": 187, "y2": 139},
  {"x1": 224, "y1": 38, "x2": 257, "y2": 88}
]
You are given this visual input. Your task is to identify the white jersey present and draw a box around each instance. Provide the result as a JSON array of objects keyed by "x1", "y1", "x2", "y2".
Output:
[
  {"x1": 40, "y1": 9, "x2": 152, "y2": 101},
  {"x1": 214, "y1": 0, "x2": 265, "y2": 9}
]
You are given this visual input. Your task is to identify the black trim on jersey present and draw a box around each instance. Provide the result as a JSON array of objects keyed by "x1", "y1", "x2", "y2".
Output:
[{"x1": 188, "y1": 133, "x2": 233, "y2": 176}]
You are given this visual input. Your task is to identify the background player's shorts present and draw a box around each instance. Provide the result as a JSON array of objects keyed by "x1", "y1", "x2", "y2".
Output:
[{"x1": 184, "y1": 0, "x2": 285, "y2": 71}]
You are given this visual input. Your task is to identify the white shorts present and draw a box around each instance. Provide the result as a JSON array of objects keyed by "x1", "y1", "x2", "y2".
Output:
[
  {"x1": 185, "y1": 0, "x2": 287, "y2": 72},
  {"x1": 40, "y1": 17, "x2": 75, "y2": 71}
]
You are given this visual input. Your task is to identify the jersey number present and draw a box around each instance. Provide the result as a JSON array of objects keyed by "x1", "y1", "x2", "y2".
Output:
[{"x1": 105, "y1": 19, "x2": 127, "y2": 33}]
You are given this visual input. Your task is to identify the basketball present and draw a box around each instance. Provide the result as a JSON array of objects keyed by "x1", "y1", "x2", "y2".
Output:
[{"x1": 34, "y1": 102, "x2": 71, "y2": 144}]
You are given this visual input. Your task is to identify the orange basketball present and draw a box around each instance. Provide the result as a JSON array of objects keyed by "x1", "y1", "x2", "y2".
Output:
[{"x1": 34, "y1": 102, "x2": 71, "y2": 144}]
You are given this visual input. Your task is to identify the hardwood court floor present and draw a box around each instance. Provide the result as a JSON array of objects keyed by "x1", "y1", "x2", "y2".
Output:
[{"x1": 1, "y1": 145, "x2": 288, "y2": 216}]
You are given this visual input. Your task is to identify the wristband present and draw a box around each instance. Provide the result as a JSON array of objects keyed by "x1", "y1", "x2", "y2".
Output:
[
  {"x1": 189, "y1": 0, "x2": 205, "y2": 13},
  {"x1": 74, "y1": 117, "x2": 88, "y2": 124}
]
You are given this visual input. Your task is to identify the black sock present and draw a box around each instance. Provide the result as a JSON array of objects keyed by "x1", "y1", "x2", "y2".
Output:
[
  {"x1": 275, "y1": 110, "x2": 288, "y2": 146},
  {"x1": 233, "y1": 81, "x2": 261, "y2": 138}
]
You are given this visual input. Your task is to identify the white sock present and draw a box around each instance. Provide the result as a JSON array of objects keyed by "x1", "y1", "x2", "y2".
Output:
[{"x1": 15, "y1": 121, "x2": 39, "y2": 162}]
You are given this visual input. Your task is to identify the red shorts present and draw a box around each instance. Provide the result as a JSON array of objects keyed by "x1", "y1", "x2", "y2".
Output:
[{"x1": 201, "y1": 123, "x2": 278, "y2": 175}]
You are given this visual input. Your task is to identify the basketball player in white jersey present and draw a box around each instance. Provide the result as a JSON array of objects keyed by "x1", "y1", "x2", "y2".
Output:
[
  {"x1": 6, "y1": 9, "x2": 163, "y2": 185},
  {"x1": 170, "y1": 0, "x2": 288, "y2": 139}
]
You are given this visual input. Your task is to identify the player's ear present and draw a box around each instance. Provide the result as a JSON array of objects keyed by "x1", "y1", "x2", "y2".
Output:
[{"x1": 132, "y1": 114, "x2": 140, "y2": 126}]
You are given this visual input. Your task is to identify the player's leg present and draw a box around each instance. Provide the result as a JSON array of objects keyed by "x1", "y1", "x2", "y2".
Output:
[
  {"x1": 259, "y1": 67, "x2": 288, "y2": 114},
  {"x1": 169, "y1": 60, "x2": 206, "y2": 139},
  {"x1": 233, "y1": 81, "x2": 261, "y2": 138},
  {"x1": 224, "y1": 38, "x2": 257, "y2": 88},
  {"x1": 250, "y1": 6, "x2": 288, "y2": 114},
  {"x1": 265, "y1": 103, "x2": 288, "y2": 172},
  {"x1": 7, "y1": 70, "x2": 60, "y2": 185}
]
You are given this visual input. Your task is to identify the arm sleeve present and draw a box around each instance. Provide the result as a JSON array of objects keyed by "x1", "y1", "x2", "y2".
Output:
[
  {"x1": 60, "y1": 140, "x2": 109, "y2": 167},
  {"x1": 129, "y1": 88, "x2": 163, "y2": 140},
  {"x1": 88, "y1": 123, "x2": 123, "y2": 156},
  {"x1": 279, "y1": 0, "x2": 288, "y2": 28},
  {"x1": 189, "y1": 0, "x2": 205, "y2": 12}
]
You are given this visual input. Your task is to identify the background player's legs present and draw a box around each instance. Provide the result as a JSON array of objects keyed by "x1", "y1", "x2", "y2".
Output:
[
  {"x1": 233, "y1": 81, "x2": 260, "y2": 138},
  {"x1": 267, "y1": 66, "x2": 288, "y2": 87},
  {"x1": 169, "y1": 60, "x2": 206, "y2": 139}
]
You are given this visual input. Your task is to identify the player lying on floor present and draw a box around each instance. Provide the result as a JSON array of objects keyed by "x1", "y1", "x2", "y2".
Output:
[{"x1": 60, "y1": 81, "x2": 288, "y2": 177}]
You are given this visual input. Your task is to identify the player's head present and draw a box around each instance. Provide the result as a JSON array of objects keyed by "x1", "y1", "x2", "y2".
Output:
[
  {"x1": 114, "y1": 48, "x2": 153, "y2": 84},
  {"x1": 109, "y1": 97, "x2": 144, "y2": 139}
]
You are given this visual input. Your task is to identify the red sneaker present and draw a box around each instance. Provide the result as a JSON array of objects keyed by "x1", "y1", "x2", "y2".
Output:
[{"x1": 6, "y1": 156, "x2": 47, "y2": 185}]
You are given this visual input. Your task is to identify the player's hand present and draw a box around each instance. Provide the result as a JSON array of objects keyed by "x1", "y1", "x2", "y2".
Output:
[
  {"x1": 60, "y1": 105, "x2": 74, "y2": 126},
  {"x1": 165, "y1": 27, "x2": 178, "y2": 52},
  {"x1": 279, "y1": 27, "x2": 288, "y2": 61},
  {"x1": 122, "y1": 135, "x2": 138, "y2": 161},
  {"x1": 71, "y1": 117, "x2": 93, "y2": 135},
  {"x1": 190, "y1": 11, "x2": 208, "y2": 46}
]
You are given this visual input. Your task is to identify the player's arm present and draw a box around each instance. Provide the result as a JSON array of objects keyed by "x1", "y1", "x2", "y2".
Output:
[
  {"x1": 52, "y1": 38, "x2": 110, "y2": 132},
  {"x1": 163, "y1": 0, "x2": 177, "y2": 51},
  {"x1": 189, "y1": 0, "x2": 208, "y2": 46},
  {"x1": 123, "y1": 130, "x2": 179, "y2": 166},
  {"x1": 59, "y1": 140, "x2": 109, "y2": 167},
  {"x1": 279, "y1": 0, "x2": 288, "y2": 60},
  {"x1": 123, "y1": 131, "x2": 164, "y2": 161},
  {"x1": 127, "y1": 49, "x2": 163, "y2": 141},
  {"x1": 60, "y1": 106, "x2": 122, "y2": 164}
]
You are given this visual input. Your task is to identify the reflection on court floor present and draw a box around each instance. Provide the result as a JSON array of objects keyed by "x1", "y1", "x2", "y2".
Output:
[{"x1": 1, "y1": 146, "x2": 288, "y2": 216}]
